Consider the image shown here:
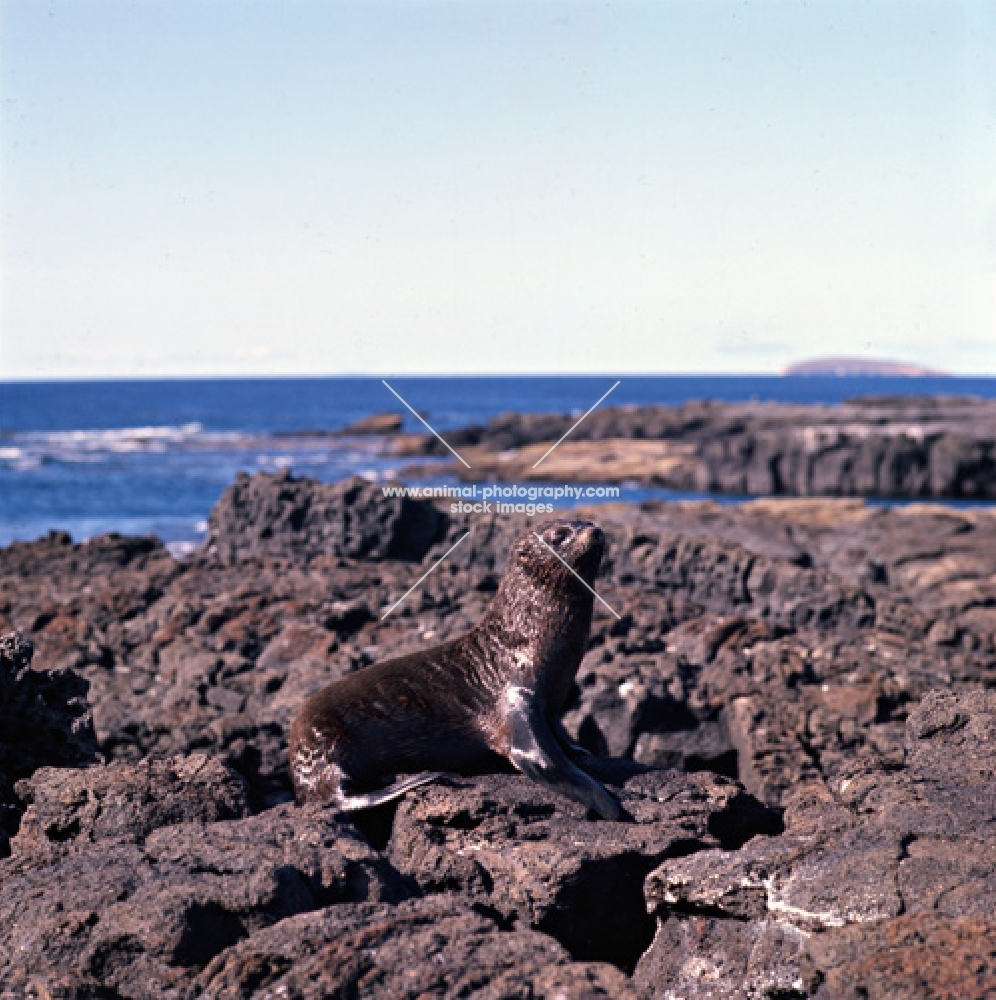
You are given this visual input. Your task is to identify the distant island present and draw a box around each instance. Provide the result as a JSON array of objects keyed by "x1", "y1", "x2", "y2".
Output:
[{"x1": 781, "y1": 357, "x2": 949, "y2": 377}]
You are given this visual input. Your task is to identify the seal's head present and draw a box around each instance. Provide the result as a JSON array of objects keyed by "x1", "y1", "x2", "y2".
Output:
[
  {"x1": 482, "y1": 518, "x2": 606, "y2": 645},
  {"x1": 512, "y1": 518, "x2": 605, "y2": 588}
]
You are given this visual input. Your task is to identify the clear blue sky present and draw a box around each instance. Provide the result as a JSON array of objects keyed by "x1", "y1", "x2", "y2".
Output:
[{"x1": 2, "y1": 1, "x2": 994, "y2": 377}]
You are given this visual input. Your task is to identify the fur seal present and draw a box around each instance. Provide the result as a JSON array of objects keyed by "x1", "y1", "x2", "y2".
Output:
[{"x1": 288, "y1": 517, "x2": 622, "y2": 820}]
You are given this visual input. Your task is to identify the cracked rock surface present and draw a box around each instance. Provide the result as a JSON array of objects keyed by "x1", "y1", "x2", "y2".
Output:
[
  {"x1": 1, "y1": 793, "x2": 414, "y2": 998},
  {"x1": 636, "y1": 689, "x2": 996, "y2": 999},
  {"x1": 0, "y1": 631, "x2": 97, "y2": 856},
  {"x1": 2, "y1": 468, "x2": 995, "y2": 997},
  {"x1": 196, "y1": 896, "x2": 645, "y2": 1000},
  {"x1": 387, "y1": 761, "x2": 780, "y2": 972}
]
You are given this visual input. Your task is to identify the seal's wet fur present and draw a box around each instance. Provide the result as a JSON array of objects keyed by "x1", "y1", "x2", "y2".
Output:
[{"x1": 288, "y1": 518, "x2": 621, "y2": 819}]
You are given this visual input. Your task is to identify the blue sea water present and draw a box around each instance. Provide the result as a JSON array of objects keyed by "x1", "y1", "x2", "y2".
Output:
[{"x1": 2, "y1": 376, "x2": 995, "y2": 550}]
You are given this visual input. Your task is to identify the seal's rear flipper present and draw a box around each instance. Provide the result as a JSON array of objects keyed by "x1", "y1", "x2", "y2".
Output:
[
  {"x1": 506, "y1": 687, "x2": 623, "y2": 821},
  {"x1": 338, "y1": 771, "x2": 445, "y2": 812}
]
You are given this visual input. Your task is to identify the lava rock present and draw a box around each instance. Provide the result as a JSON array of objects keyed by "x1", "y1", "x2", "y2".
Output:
[
  {"x1": 635, "y1": 689, "x2": 996, "y2": 999},
  {"x1": 410, "y1": 396, "x2": 996, "y2": 500},
  {"x1": 336, "y1": 410, "x2": 404, "y2": 435},
  {"x1": 196, "y1": 895, "x2": 643, "y2": 1000},
  {"x1": 8, "y1": 753, "x2": 250, "y2": 870},
  {"x1": 799, "y1": 911, "x2": 996, "y2": 1000},
  {"x1": 4, "y1": 474, "x2": 996, "y2": 996},
  {"x1": 0, "y1": 799, "x2": 413, "y2": 999},
  {"x1": 205, "y1": 471, "x2": 447, "y2": 564},
  {"x1": 0, "y1": 631, "x2": 97, "y2": 855},
  {"x1": 388, "y1": 765, "x2": 779, "y2": 973}
]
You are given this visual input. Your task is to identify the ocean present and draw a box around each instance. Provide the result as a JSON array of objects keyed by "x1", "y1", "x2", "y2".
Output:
[{"x1": 3, "y1": 375, "x2": 995, "y2": 550}]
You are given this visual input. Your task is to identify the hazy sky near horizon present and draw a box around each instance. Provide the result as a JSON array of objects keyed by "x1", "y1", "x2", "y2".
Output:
[{"x1": 2, "y1": 1, "x2": 994, "y2": 378}]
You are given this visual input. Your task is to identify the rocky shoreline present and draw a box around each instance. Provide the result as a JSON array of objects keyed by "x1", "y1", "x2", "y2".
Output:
[
  {"x1": 391, "y1": 395, "x2": 996, "y2": 499},
  {"x1": 1, "y1": 470, "x2": 995, "y2": 997}
]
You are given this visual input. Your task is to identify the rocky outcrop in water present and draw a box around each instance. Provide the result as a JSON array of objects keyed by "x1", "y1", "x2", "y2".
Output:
[{"x1": 397, "y1": 395, "x2": 996, "y2": 499}]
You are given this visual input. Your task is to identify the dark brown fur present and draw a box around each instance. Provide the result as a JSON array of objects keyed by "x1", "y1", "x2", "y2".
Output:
[{"x1": 288, "y1": 518, "x2": 621, "y2": 819}]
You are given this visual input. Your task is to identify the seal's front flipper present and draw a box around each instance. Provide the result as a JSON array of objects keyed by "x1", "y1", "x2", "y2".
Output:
[
  {"x1": 338, "y1": 771, "x2": 444, "y2": 812},
  {"x1": 506, "y1": 687, "x2": 623, "y2": 821},
  {"x1": 551, "y1": 716, "x2": 595, "y2": 761}
]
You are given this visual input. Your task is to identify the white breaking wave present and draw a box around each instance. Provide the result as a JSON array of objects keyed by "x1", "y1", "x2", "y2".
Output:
[
  {"x1": 0, "y1": 446, "x2": 43, "y2": 471},
  {"x1": 0, "y1": 422, "x2": 387, "y2": 482},
  {"x1": 0, "y1": 423, "x2": 255, "y2": 468},
  {"x1": 256, "y1": 453, "x2": 295, "y2": 469},
  {"x1": 20, "y1": 422, "x2": 207, "y2": 451}
]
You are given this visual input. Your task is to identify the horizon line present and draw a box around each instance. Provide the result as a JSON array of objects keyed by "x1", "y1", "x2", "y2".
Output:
[{"x1": 3, "y1": 371, "x2": 991, "y2": 385}]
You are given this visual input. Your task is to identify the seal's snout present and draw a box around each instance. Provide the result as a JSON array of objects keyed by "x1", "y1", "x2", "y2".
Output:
[
  {"x1": 572, "y1": 523, "x2": 604, "y2": 581},
  {"x1": 573, "y1": 523, "x2": 604, "y2": 565},
  {"x1": 579, "y1": 524, "x2": 604, "y2": 550}
]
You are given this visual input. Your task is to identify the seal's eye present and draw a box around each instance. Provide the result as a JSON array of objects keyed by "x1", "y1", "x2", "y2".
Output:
[{"x1": 545, "y1": 526, "x2": 570, "y2": 547}]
